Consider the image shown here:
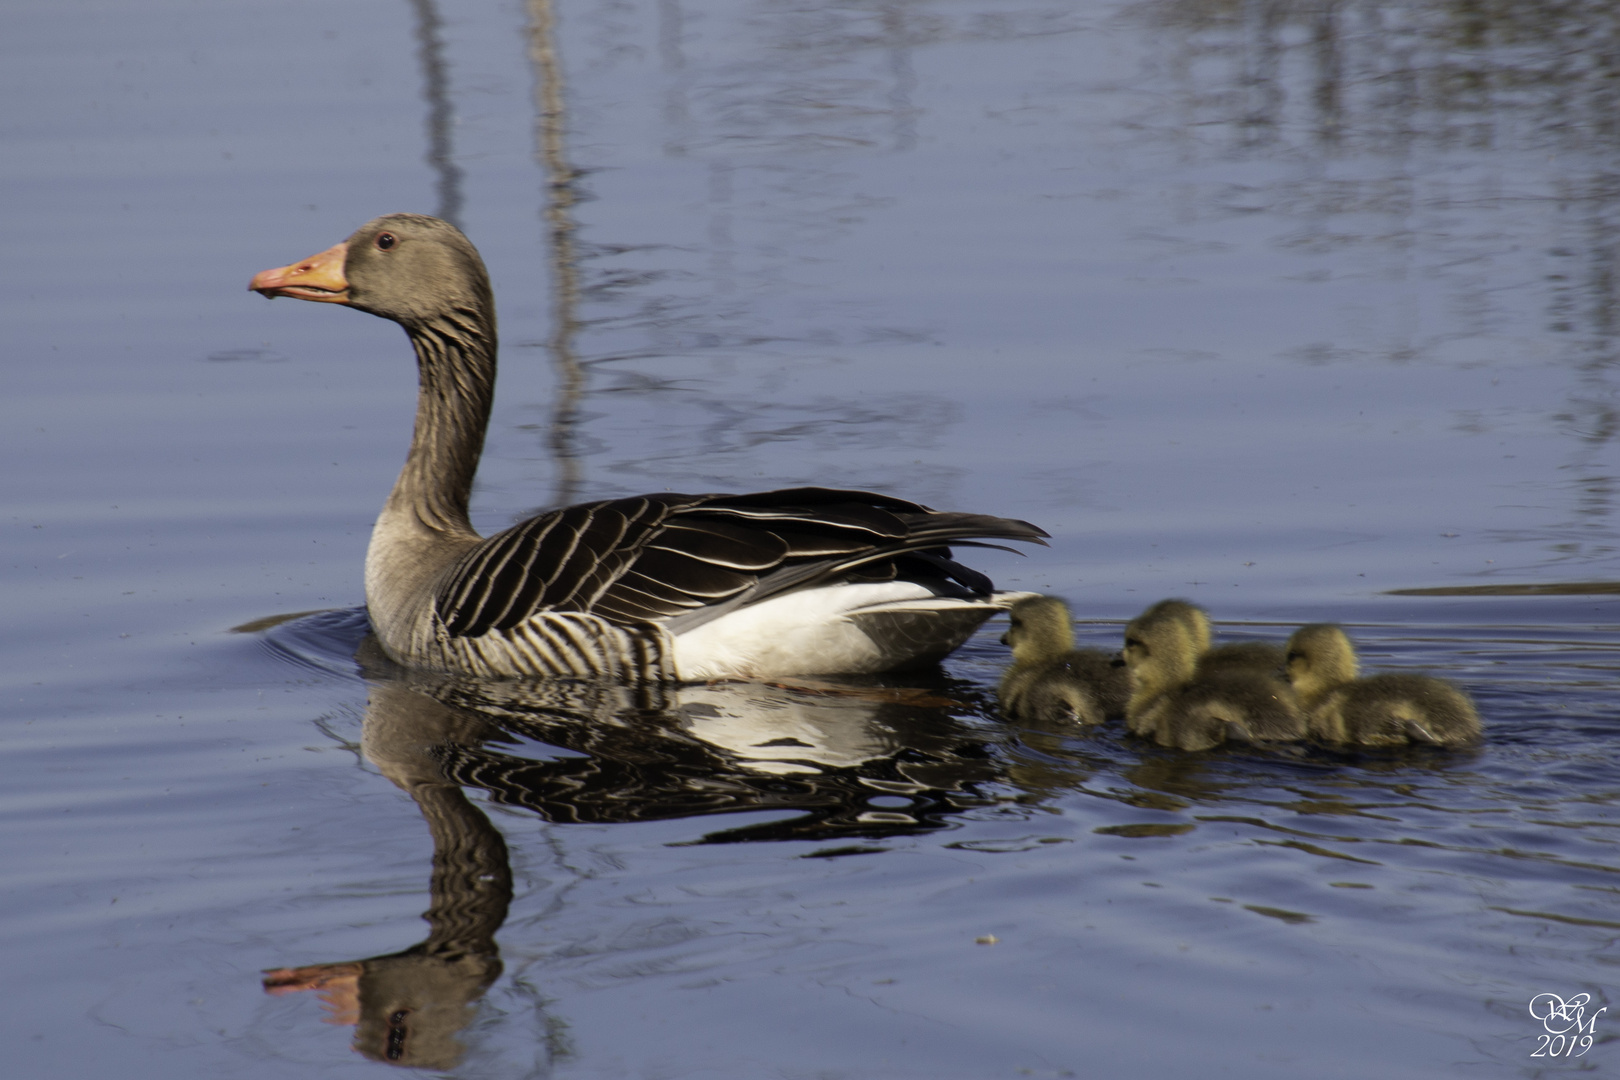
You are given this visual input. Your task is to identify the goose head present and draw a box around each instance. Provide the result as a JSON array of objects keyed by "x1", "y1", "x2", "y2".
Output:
[{"x1": 251, "y1": 214, "x2": 493, "y2": 329}]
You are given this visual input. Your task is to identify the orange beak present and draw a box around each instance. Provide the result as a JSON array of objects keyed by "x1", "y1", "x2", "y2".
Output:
[
  {"x1": 262, "y1": 962, "x2": 364, "y2": 1026},
  {"x1": 250, "y1": 242, "x2": 350, "y2": 303}
]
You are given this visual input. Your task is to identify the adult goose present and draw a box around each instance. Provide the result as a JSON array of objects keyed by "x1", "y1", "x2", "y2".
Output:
[{"x1": 251, "y1": 214, "x2": 1046, "y2": 680}]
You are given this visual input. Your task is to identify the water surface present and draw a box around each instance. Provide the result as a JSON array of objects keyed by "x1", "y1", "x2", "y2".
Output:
[{"x1": 4, "y1": 0, "x2": 1620, "y2": 1075}]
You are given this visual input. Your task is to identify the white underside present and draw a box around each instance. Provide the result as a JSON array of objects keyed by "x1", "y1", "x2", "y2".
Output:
[{"x1": 671, "y1": 582, "x2": 1036, "y2": 680}]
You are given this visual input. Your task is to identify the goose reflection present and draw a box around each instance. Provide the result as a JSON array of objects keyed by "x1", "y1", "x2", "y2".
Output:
[
  {"x1": 264, "y1": 631, "x2": 1005, "y2": 1065},
  {"x1": 262, "y1": 662, "x2": 512, "y2": 1069},
  {"x1": 367, "y1": 641, "x2": 1006, "y2": 843}
]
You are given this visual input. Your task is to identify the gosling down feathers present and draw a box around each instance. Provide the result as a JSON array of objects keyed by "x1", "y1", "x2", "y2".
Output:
[
  {"x1": 1122, "y1": 600, "x2": 1303, "y2": 751},
  {"x1": 1130, "y1": 598, "x2": 1287, "y2": 676},
  {"x1": 1284, "y1": 625, "x2": 1481, "y2": 746},
  {"x1": 251, "y1": 215, "x2": 1047, "y2": 680},
  {"x1": 998, "y1": 596, "x2": 1128, "y2": 725}
]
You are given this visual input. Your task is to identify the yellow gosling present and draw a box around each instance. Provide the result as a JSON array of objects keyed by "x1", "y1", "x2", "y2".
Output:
[
  {"x1": 999, "y1": 596, "x2": 1128, "y2": 725},
  {"x1": 1285, "y1": 625, "x2": 1481, "y2": 747},
  {"x1": 1123, "y1": 600, "x2": 1303, "y2": 750}
]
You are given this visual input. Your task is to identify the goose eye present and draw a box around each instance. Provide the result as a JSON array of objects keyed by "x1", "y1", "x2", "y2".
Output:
[{"x1": 376, "y1": 232, "x2": 398, "y2": 251}]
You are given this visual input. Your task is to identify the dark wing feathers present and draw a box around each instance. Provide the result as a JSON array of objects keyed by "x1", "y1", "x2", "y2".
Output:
[
  {"x1": 743, "y1": 526, "x2": 889, "y2": 558},
  {"x1": 647, "y1": 520, "x2": 787, "y2": 570},
  {"x1": 435, "y1": 488, "x2": 1047, "y2": 638},
  {"x1": 591, "y1": 577, "x2": 710, "y2": 622},
  {"x1": 621, "y1": 549, "x2": 758, "y2": 600},
  {"x1": 902, "y1": 549, "x2": 994, "y2": 596},
  {"x1": 703, "y1": 486, "x2": 932, "y2": 515},
  {"x1": 542, "y1": 502, "x2": 648, "y2": 608},
  {"x1": 439, "y1": 497, "x2": 685, "y2": 636}
]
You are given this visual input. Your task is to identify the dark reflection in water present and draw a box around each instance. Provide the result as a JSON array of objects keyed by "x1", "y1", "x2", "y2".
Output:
[
  {"x1": 354, "y1": 640, "x2": 1004, "y2": 843},
  {"x1": 498, "y1": 0, "x2": 1620, "y2": 568},
  {"x1": 1135, "y1": 0, "x2": 1620, "y2": 171},
  {"x1": 525, "y1": 0, "x2": 588, "y2": 510},
  {"x1": 407, "y1": 0, "x2": 463, "y2": 227},
  {"x1": 263, "y1": 649, "x2": 512, "y2": 1068},
  {"x1": 1132, "y1": 0, "x2": 1620, "y2": 572},
  {"x1": 503, "y1": 0, "x2": 994, "y2": 502},
  {"x1": 263, "y1": 625, "x2": 1007, "y2": 1065},
  {"x1": 248, "y1": 605, "x2": 1620, "y2": 1070}
]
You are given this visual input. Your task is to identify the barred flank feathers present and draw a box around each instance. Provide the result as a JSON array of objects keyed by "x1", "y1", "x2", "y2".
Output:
[{"x1": 435, "y1": 612, "x2": 672, "y2": 682}]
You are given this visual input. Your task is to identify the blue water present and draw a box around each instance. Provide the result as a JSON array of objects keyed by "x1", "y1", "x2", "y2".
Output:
[{"x1": 4, "y1": 0, "x2": 1620, "y2": 1075}]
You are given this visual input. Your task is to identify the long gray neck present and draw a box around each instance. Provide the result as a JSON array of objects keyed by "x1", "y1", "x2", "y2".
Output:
[{"x1": 388, "y1": 309, "x2": 497, "y2": 538}]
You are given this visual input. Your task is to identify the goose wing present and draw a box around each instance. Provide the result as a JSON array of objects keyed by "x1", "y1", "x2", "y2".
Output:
[{"x1": 434, "y1": 487, "x2": 1047, "y2": 639}]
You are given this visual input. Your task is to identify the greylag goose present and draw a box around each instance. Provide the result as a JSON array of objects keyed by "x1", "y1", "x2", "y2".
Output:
[
  {"x1": 250, "y1": 214, "x2": 1046, "y2": 680},
  {"x1": 1122, "y1": 600, "x2": 1303, "y2": 750},
  {"x1": 1284, "y1": 624, "x2": 1481, "y2": 746},
  {"x1": 997, "y1": 595, "x2": 1127, "y2": 725}
]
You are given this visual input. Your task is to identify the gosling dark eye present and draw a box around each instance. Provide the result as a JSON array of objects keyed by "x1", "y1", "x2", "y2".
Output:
[{"x1": 376, "y1": 232, "x2": 397, "y2": 251}]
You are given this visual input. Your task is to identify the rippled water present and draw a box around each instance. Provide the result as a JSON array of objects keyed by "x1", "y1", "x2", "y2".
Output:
[{"x1": 6, "y1": 0, "x2": 1620, "y2": 1075}]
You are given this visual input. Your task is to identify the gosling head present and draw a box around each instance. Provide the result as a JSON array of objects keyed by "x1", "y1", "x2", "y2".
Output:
[
  {"x1": 1123, "y1": 602, "x2": 1205, "y2": 707},
  {"x1": 1000, "y1": 595, "x2": 1077, "y2": 664},
  {"x1": 1127, "y1": 600, "x2": 1212, "y2": 656},
  {"x1": 1284, "y1": 624, "x2": 1360, "y2": 708}
]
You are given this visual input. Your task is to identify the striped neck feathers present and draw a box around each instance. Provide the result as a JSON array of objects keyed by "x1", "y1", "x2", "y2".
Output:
[{"x1": 390, "y1": 307, "x2": 498, "y2": 538}]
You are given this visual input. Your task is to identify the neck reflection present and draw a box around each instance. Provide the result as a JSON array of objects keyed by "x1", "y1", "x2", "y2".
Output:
[{"x1": 264, "y1": 636, "x2": 1014, "y2": 1065}]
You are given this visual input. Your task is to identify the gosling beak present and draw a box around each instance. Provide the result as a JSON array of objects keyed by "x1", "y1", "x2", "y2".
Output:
[
  {"x1": 250, "y1": 242, "x2": 350, "y2": 303},
  {"x1": 999, "y1": 632, "x2": 1010, "y2": 646}
]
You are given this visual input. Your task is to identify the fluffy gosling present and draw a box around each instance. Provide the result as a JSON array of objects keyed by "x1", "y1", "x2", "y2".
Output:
[
  {"x1": 1122, "y1": 600, "x2": 1303, "y2": 751},
  {"x1": 999, "y1": 596, "x2": 1129, "y2": 725},
  {"x1": 1284, "y1": 624, "x2": 1481, "y2": 747},
  {"x1": 1124, "y1": 599, "x2": 1285, "y2": 677}
]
